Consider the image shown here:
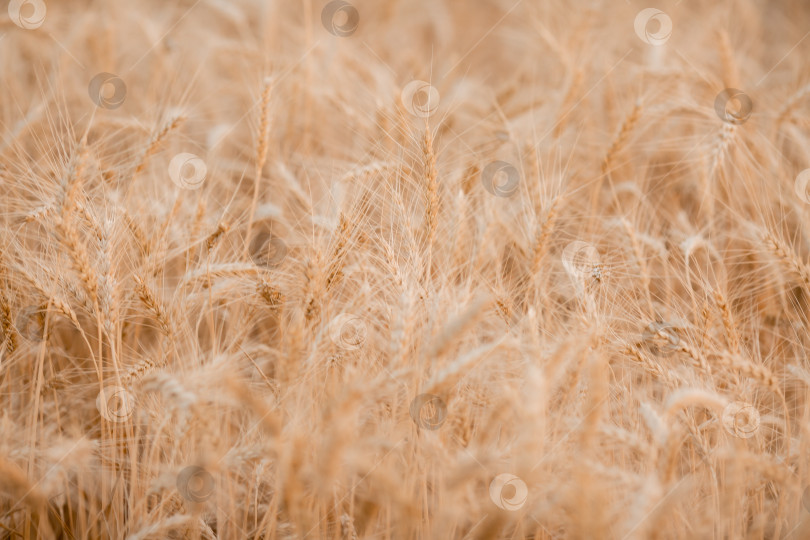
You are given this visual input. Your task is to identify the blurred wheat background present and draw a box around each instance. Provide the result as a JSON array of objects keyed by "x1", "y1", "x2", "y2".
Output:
[{"x1": 1, "y1": 0, "x2": 810, "y2": 538}]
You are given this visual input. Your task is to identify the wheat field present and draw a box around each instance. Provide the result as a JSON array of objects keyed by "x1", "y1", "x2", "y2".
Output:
[{"x1": 1, "y1": 0, "x2": 810, "y2": 538}]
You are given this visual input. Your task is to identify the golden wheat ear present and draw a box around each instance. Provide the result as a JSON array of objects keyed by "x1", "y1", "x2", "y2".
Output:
[{"x1": 245, "y1": 77, "x2": 274, "y2": 256}]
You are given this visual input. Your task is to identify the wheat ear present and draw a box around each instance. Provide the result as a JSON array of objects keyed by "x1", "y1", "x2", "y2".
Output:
[
  {"x1": 245, "y1": 77, "x2": 273, "y2": 256},
  {"x1": 713, "y1": 289, "x2": 740, "y2": 354},
  {"x1": 761, "y1": 229, "x2": 810, "y2": 293},
  {"x1": 601, "y1": 100, "x2": 643, "y2": 177},
  {"x1": 422, "y1": 122, "x2": 439, "y2": 257},
  {"x1": 133, "y1": 275, "x2": 173, "y2": 336},
  {"x1": 133, "y1": 113, "x2": 184, "y2": 175}
]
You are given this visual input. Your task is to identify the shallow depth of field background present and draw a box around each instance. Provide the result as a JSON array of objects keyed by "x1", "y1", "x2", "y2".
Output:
[{"x1": 1, "y1": 0, "x2": 810, "y2": 538}]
